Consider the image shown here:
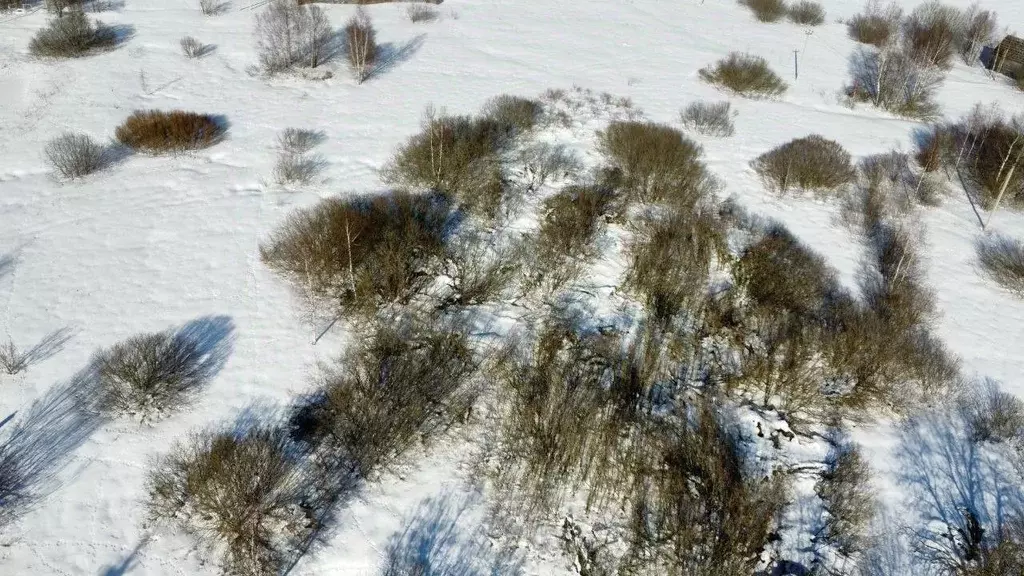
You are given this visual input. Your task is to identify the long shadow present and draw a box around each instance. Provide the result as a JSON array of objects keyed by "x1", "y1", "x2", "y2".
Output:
[
  {"x1": 0, "y1": 252, "x2": 13, "y2": 280},
  {"x1": 379, "y1": 492, "x2": 523, "y2": 576},
  {"x1": 167, "y1": 314, "x2": 235, "y2": 387},
  {"x1": 16, "y1": 327, "x2": 75, "y2": 371},
  {"x1": 98, "y1": 536, "x2": 149, "y2": 576},
  {"x1": 0, "y1": 366, "x2": 106, "y2": 528},
  {"x1": 367, "y1": 34, "x2": 427, "y2": 82}
]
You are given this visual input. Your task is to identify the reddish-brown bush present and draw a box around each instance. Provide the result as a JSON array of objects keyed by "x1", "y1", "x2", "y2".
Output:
[{"x1": 115, "y1": 110, "x2": 225, "y2": 153}]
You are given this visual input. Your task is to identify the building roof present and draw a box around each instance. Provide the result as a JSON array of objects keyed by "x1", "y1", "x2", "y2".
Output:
[{"x1": 999, "y1": 35, "x2": 1024, "y2": 60}]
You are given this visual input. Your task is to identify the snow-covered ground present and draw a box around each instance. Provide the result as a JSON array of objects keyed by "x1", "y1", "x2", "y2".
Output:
[{"x1": 2, "y1": 0, "x2": 1024, "y2": 574}]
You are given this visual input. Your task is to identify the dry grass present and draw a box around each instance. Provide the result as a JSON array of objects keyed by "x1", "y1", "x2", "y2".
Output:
[
  {"x1": 751, "y1": 135, "x2": 855, "y2": 194},
  {"x1": 259, "y1": 192, "x2": 448, "y2": 317},
  {"x1": 115, "y1": 110, "x2": 225, "y2": 153},
  {"x1": 699, "y1": 52, "x2": 788, "y2": 98}
]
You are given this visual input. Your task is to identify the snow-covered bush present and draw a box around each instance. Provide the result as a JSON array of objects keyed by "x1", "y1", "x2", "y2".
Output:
[
  {"x1": 816, "y1": 442, "x2": 875, "y2": 555},
  {"x1": 94, "y1": 330, "x2": 211, "y2": 418},
  {"x1": 287, "y1": 319, "x2": 476, "y2": 478},
  {"x1": 44, "y1": 133, "x2": 109, "y2": 179},
  {"x1": 147, "y1": 427, "x2": 316, "y2": 576},
  {"x1": 597, "y1": 121, "x2": 716, "y2": 207},
  {"x1": 787, "y1": 0, "x2": 824, "y2": 25},
  {"x1": 259, "y1": 192, "x2": 448, "y2": 317},
  {"x1": 976, "y1": 234, "x2": 1024, "y2": 297},
  {"x1": 29, "y1": 11, "x2": 118, "y2": 58},
  {"x1": 345, "y1": 7, "x2": 377, "y2": 83},
  {"x1": 255, "y1": 0, "x2": 335, "y2": 75},
  {"x1": 699, "y1": 52, "x2": 788, "y2": 98},
  {"x1": 752, "y1": 135, "x2": 855, "y2": 194},
  {"x1": 847, "y1": 1, "x2": 903, "y2": 47},
  {"x1": 680, "y1": 101, "x2": 735, "y2": 137},
  {"x1": 739, "y1": 0, "x2": 787, "y2": 23},
  {"x1": 847, "y1": 47, "x2": 943, "y2": 120},
  {"x1": 115, "y1": 110, "x2": 225, "y2": 153}
]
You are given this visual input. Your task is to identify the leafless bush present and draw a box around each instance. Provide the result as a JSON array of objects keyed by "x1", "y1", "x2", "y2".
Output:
[
  {"x1": 960, "y1": 379, "x2": 1024, "y2": 443},
  {"x1": 752, "y1": 135, "x2": 855, "y2": 194},
  {"x1": 29, "y1": 11, "x2": 118, "y2": 58},
  {"x1": 957, "y1": 4, "x2": 996, "y2": 65},
  {"x1": 699, "y1": 52, "x2": 788, "y2": 98},
  {"x1": 115, "y1": 110, "x2": 225, "y2": 153},
  {"x1": 346, "y1": 7, "x2": 377, "y2": 83},
  {"x1": 740, "y1": 0, "x2": 787, "y2": 23},
  {"x1": 179, "y1": 35, "x2": 212, "y2": 58},
  {"x1": 0, "y1": 0, "x2": 18, "y2": 10},
  {"x1": 847, "y1": 1, "x2": 903, "y2": 47},
  {"x1": 626, "y1": 207, "x2": 728, "y2": 323},
  {"x1": 0, "y1": 341, "x2": 29, "y2": 375},
  {"x1": 915, "y1": 124, "x2": 954, "y2": 173},
  {"x1": 976, "y1": 234, "x2": 1024, "y2": 296},
  {"x1": 382, "y1": 108, "x2": 521, "y2": 219},
  {"x1": 441, "y1": 232, "x2": 524, "y2": 307},
  {"x1": 405, "y1": 3, "x2": 438, "y2": 23},
  {"x1": 254, "y1": 0, "x2": 335, "y2": 75},
  {"x1": 847, "y1": 47, "x2": 943, "y2": 120},
  {"x1": 45, "y1": 0, "x2": 84, "y2": 17},
  {"x1": 44, "y1": 132, "x2": 110, "y2": 179},
  {"x1": 199, "y1": 0, "x2": 227, "y2": 16},
  {"x1": 817, "y1": 442, "x2": 875, "y2": 555},
  {"x1": 259, "y1": 192, "x2": 448, "y2": 317},
  {"x1": 278, "y1": 127, "x2": 325, "y2": 154},
  {"x1": 511, "y1": 142, "x2": 583, "y2": 194},
  {"x1": 94, "y1": 330, "x2": 211, "y2": 419},
  {"x1": 788, "y1": 0, "x2": 825, "y2": 25},
  {"x1": 274, "y1": 152, "x2": 325, "y2": 186},
  {"x1": 288, "y1": 319, "x2": 476, "y2": 478},
  {"x1": 535, "y1": 184, "x2": 616, "y2": 272},
  {"x1": 680, "y1": 101, "x2": 735, "y2": 137},
  {"x1": 483, "y1": 94, "x2": 543, "y2": 137},
  {"x1": 147, "y1": 426, "x2": 316, "y2": 576},
  {"x1": 597, "y1": 121, "x2": 716, "y2": 207},
  {"x1": 903, "y1": 1, "x2": 962, "y2": 69}
]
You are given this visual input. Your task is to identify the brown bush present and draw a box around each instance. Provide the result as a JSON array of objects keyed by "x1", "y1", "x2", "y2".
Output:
[
  {"x1": 699, "y1": 52, "x2": 788, "y2": 98},
  {"x1": 787, "y1": 0, "x2": 825, "y2": 25},
  {"x1": 847, "y1": 2, "x2": 903, "y2": 47},
  {"x1": 597, "y1": 121, "x2": 716, "y2": 207},
  {"x1": 260, "y1": 192, "x2": 448, "y2": 317},
  {"x1": 115, "y1": 110, "x2": 225, "y2": 153},
  {"x1": 535, "y1": 183, "x2": 616, "y2": 266},
  {"x1": 147, "y1": 426, "x2": 316, "y2": 576},
  {"x1": 903, "y1": 1, "x2": 962, "y2": 69},
  {"x1": 739, "y1": 0, "x2": 787, "y2": 23},
  {"x1": 751, "y1": 135, "x2": 855, "y2": 194},
  {"x1": 816, "y1": 442, "x2": 875, "y2": 554},
  {"x1": 288, "y1": 318, "x2": 476, "y2": 478},
  {"x1": 483, "y1": 94, "x2": 543, "y2": 136},
  {"x1": 915, "y1": 125, "x2": 954, "y2": 172}
]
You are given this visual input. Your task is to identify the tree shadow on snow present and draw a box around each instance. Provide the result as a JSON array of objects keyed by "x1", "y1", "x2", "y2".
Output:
[
  {"x1": 365, "y1": 34, "x2": 427, "y2": 82},
  {"x1": 379, "y1": 491, "x2": 524, "y2": 576},
  {"x1": 98, "y1": 536, "x2": 150, "y2": 576}
]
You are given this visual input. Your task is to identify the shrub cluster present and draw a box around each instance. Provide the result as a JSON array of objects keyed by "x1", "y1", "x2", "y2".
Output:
[
  {"x1": 903, "y1": 1, "x2": 962, "y2": 69},
  {"x1": 816, "y1": 442, "x2": 875, "y2": 555},
  {"x1": 680, "y1": 101, "x2": 735, "y2": 137},
  {"x1": 751, "y1": 135, "x2": 855, "y2": 194},
  {"x1": 115, "y1": 110, "x2": 225, "y2": 153},
  {"x1": 847, "y1": 47, "x2": 943, "y2": 120},
  {"x1": 260, "y1": 192, "x2": 448, "y2": 317},
  {"x1": 406, "y1": 3, "x2": 438, "y2": 23},
  {"x1": 960, "y1": 379, "x2": 1024, "y2": 443},
  {"x1": 976, "y1": 234, "x2": 1024, "y2": 296},
  {"x1": 699, "y1": 52, "x2": 788, "y2": 98},
  {"x1": 254, "y1": 0, "x2": 335, "y2": 75},
  {"x1": 535, "y1": 183, "x2": 616, "y2": 267},
  {"x1": 29, "y1": 11, "x2": 118, "y2": 58}
]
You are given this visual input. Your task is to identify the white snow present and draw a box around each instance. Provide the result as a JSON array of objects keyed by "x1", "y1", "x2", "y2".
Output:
[{"x1": 2, "y1": 0, "x2": 1024, "y2": 574}]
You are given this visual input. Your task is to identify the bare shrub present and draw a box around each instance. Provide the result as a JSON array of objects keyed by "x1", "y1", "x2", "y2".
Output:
[
  {"x1": 699, "y1": 52, "x2": 788, "y2": 98},
  {"x1": 45, "y1": 0, "x2": 84, "y2": 17},
  {"x1": 597, "y1": 121, "x2": 716, "y2": 207},
  {"x1": 511, "y1": 142, "x2": 583, "y2": 194},
  {"x1": 626, "y1": 207, "x2": 728, "y2": 323},
  {"x1": 957, "y1": 4, "x2": 997, "y2": 65},
  {"x1": 957, "y1": 115, "x2": 1024, "y2": 210},
  {"x1": 817, "y1": 442, "x2": 875, "y2": 555},
  {"x1": 976, "y1": 234, "x2": 1024, "y2": 296},
  {"x1": 847, "y1": 47, "x2": 943, "y2": 120},
  {"x1": 346, "y1": 7, "x2": 377, "y2": 83},
  {"x1": 259, "y1": 192, "x2": 447, "y2": 317},
  {"x1": 752, "y1": 135, "x2": 855, "y2": 194},
  {"x1": 199, "y1": 0, "x2": 227, "y2": 16},
  {"x1": 405, "y1": 3, "x2": 438, "y2": 23},
  {"x1": 273, "y1": 152, "x2": 325, "y2": 186},
  {"x1": 147, "y1": 426, "x2": 316, "y2": 576},
  {"x1": 740, "y1": 0, "x2": 787, "y2": 23},
  {"x1": 903, "y1": 1, "x2": 962, "y2": 69},
  {"x1": 0, "y1": 0, "x2": 21, "y2": 10},
  {"x1": 483, "y1": 94, "x2": 543, "y2": 137},
  {"x1": 115, "y1": 110, "x2": 225, "y2": 153},
  {"x1": 788, "y1": 0, "x2": 825, "y2": 25},
  {"x1": 441, "y1": 233, "x2": 524, "y2": 307},
  {"x1": 0, "y1": 341, "x2": 29, "y2": 375},
  {"x1": 278, "y1": 127, "x2": 325, "y2": 154},
  {"x1": 94, "y1": 329, "x2": 215, "y2": 419},
  {"x1": 254, "y1": 0, "x2": 335, "y2": 75},
  {"x1": 847, "y1": 2, "x2": 903, "y2": 47},
  {"x1": 44, "y1": 132, "x2": 109, "y2": 179},
  {"x1": 915, "y1": 125, "x2": 953, "y2": 172},
  {"x1": 382, "y1": 109, "x2": 520, "y2": 219},
  {"x1": 680, "y1": 101, "x2": 735, "y2": 137},
  {"x1": 960, "y1": 379, "x2": 1024, "y2": 443},
  {"x1": 535, "y1": 183, "x2": 616, "y2": 271},
  {"x1": 288, "y1": 319, "x2": 476, "y2": 478},
  {"x1": 621, "y1": 402, "x2": 788, "y2": 575},
  {"x1": 179, "y1": 36, "x2": 212, "y2": 58},
  {"x1": 29, "y1": 11, "x2": 118, "y2": 58}
]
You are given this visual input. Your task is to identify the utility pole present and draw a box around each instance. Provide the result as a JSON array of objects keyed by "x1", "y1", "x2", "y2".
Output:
[{"x1": 793, "y1": 50, "x2": 799, "y2": 80}]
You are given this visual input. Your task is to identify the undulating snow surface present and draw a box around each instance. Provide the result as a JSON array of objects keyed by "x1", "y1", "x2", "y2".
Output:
[{"x1": 2, "y1": 0, "x2": 1024, "y2": 574}]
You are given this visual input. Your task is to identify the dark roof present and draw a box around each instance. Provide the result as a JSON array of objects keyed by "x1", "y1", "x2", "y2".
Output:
[{"x1": 998, "y1": 35, "x2": 1024, "y2": 61}]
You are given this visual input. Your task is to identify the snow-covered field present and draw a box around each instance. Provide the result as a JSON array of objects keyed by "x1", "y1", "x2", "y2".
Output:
[{"x1": 2, "y1": 0, "x2": 1024, "y2": 574}]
